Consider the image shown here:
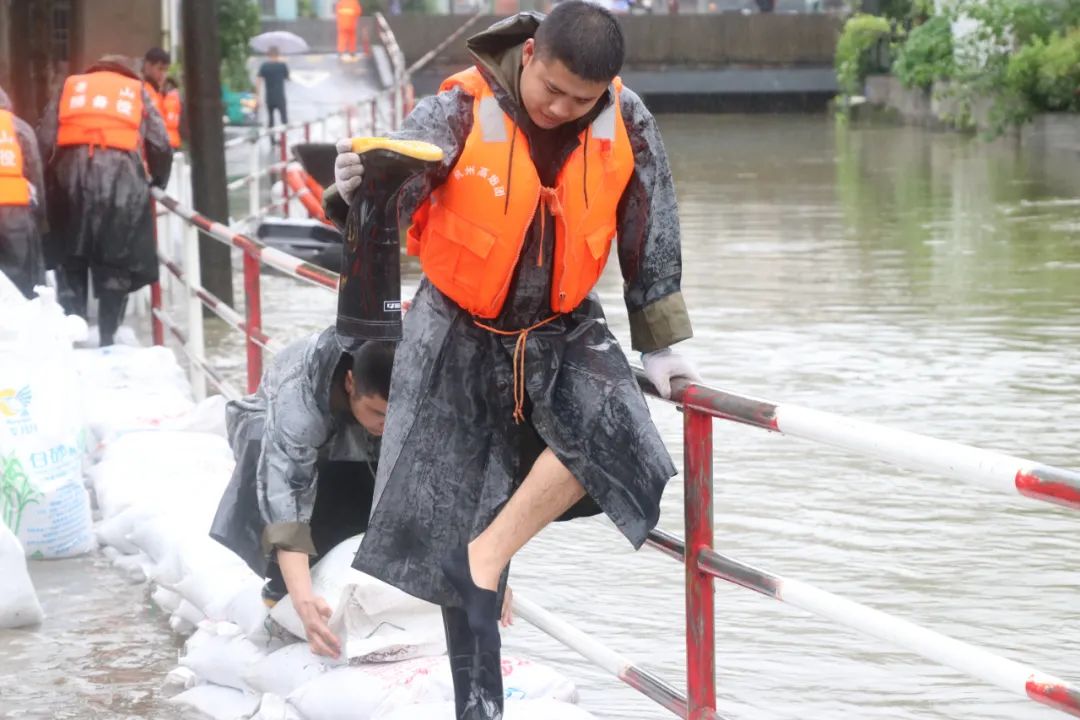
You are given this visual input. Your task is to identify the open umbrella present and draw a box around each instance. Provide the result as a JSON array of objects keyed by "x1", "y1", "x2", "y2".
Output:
[{"x1": 249, "y1": 30, "x2": 310, "y2": 55}]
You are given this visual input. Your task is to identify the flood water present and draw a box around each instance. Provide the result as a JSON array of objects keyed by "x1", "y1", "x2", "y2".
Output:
[{"x1": 2, "y1": 114, "x2": 1078, "y2": 720}]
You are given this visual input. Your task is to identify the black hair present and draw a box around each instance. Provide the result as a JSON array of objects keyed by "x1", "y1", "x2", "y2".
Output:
[
  {"x1": 350, "y1": 341, "x2": 396, "y2": 399},
  {"x1": 534, "y1": 0, "x2": 625, "y2": 83},
  {"x1": 144, "y1": 47, "x2": 171, "y2": 66}
]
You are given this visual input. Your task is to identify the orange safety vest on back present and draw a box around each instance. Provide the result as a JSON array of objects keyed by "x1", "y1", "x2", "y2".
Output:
[
  {"x1": 0, "y1": 109, "x2": 31, "y2": 207},
  {"x1": 163, "y1": 89, "x2": 182, "y2": 149},
  {"x1": 406, "y1": 67, "x2": 635, "y2": 319},
  {"x1": 337, "y1": 0, "x2": 362, "y2": 21},
  {"x1": 57, "y1": 71, "x2": 144, "y2": 151}
]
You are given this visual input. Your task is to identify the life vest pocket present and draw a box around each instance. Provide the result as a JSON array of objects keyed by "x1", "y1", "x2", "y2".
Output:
[{"x1": 421, "y1": 201, "x2": 498, "y2": 299}]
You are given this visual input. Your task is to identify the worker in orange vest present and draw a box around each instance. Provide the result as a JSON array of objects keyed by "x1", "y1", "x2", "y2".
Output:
[
  {"x1": 0, "y1": 84, "x2": 46, "y2": 298},
  {"x1": 141, "y1": 48, "x2": 181, "y2": 150},
  {"x1": 336, "y1": 0, "x2": 363, "y2": 59},
  {"x1": 38, "y1": 55, "x2": 172, "y2": 346},
  {"x1": 161, "y1": 77, "x2": 183, "y2": 150},
  {"x1": 325, "y1": 4, "x2": 699, "y2": 716}
]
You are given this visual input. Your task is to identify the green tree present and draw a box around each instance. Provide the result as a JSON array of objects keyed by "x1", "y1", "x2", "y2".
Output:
[{"x1": 219, "y1": 0, "x2": 260, "y2": 92}]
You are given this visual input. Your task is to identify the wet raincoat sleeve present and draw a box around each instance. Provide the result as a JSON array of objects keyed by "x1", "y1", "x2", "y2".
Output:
[
  {"x1": 15, "y1": 117, "x2": 47, "y2": 231},
  {"x1": 616, "y1": 88, "x2": 693, "y2": 353},
  {"x1": 257, "y1": 365, "x2": 336, "y2": 557},
  {"x1": 323, "y1": 87, "x2": 472, "y2": 228},
  {"x1": 140, "y1": 88, "x2": 172, "y2": 189}
]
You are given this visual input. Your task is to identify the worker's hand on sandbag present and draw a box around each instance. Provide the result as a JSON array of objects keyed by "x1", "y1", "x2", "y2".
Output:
[
  {"x1": 296, "y1": 595, "x2": 341, "y2": 658},
  {"x1": 334, "y1": 138, "x2": 365, "y2": 204},
  {"x1": 641, "y1": 348, "x2": 702, "y2": 400},
  {"x1": 501, "y1": 585, "x2": 514, "y2": 628}
]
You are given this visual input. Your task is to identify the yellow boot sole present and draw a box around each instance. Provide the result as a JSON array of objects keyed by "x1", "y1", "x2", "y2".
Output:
[{"x1": 349, "y1": 137, "x2": 444, "y2": 162}]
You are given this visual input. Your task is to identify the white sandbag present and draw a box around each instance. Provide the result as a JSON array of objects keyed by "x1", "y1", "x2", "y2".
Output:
[
  {"x1": 112, "y1": 550, "x2": 155, "y2": 584},
  {"x1": 482, "y1": 656, "x2": 577, "y2": 704},
  {"x1": 160, "y1": 394, "x2": 228, "y2": 438},
  {"x1": 251, "y1": 693, "x2": 303, "y2": 720},
  {"x1": 369, "y1": 655, "x2": 578, "y2": 706},
  {"x1": 0, "y1": 290, "x2": 92, "y2": 559},
  {"x1": 375, "y1": 699, "x2": 598, "y2": 720},
  {"x1": 180, "y1": 622, "x2": 266, "y2": 692},
  {"x1": 223, "y1": 580, "x2": 273, "y2": 644},
  {"x1": 285, "y1": 666, "x2": 394, "y2": 720},
  {"x1": 174, "y1": 599, "x2": 207, "y2": 627},
  {"x1": 74, "y1": 345, "x2": 195, "y2": 458},
  {"x1": 361, "y1": 656, "x2": 450, "y2": 706},
  {"x1": 270, "y1": 536, "x2": 445, "y2": 662},
  {"x1": 153, "y1": 584, "x2": 183, "y2": 614},
  {"x1": 95, "y1": 505, "x2": 153, "y2": 555},
  {"x1": 0, "y1": 521, "x2": 43, "y2": 628},
  {"x1": 162, "y1": 666, "x2": 198, "y2": 694},
  {"x1": 244, "y1": 641, "x2": 345, "y2": 697},
  {"x1": 169, "y1": 613, "x2": 198, "y2": 636},
  {"x1": 167, "y1": 684, "x2": 260, "y2": 720}
]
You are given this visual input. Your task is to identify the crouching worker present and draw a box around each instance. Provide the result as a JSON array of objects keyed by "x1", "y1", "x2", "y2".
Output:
[{"x1": 210, "y1": 327, "x2": 395, "y2": 658}]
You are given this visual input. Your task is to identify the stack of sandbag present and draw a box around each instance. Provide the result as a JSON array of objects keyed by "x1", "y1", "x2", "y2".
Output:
[
  {"x1": 0, "y1": 521, "x2": 43, "y2": 628},
  {"x1": 0, "y1": 286, "x2": 94, "y2": 559}
]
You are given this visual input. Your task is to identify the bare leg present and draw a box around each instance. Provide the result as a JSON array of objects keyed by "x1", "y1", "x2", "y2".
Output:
[{"x1": 467, "y1": 448, "x2": 585, "y2": 591}]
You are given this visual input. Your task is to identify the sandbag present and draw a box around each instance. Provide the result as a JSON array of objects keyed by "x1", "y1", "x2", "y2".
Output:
[
  {"x1": 167, "y1": 684, "x2": 260, "y2": 720},
  {"x1": 285, "y1": 666, "x2": 395, "y2": 720},
  {"x1": 0, "y1": 288, "x2": 92, "y2": 559},
  {"x1": 179, "y1": 622, "x2": 266, "y2": 692},
  {"x1": 251, "y1": 693, "x2": 303, "y2": 720},
  {"x1": 0, "y1": 521, "x2": 43, "y2": 628},
  {"x1": 244, "y1": 641, "x2": 344, "y2": 697},
  {"x1": 270, "y1": 536, "x2": 445, "y2": 662}
]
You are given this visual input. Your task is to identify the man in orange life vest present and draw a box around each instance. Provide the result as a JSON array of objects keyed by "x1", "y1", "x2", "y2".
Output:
[
  {"x1": 0, "y1": 84, "x2": 47, "y2": 298},
  {"x1": 38, "y1": 55, "x2": 172, "y2": 346},
  {"x1": 325, "y1": 4, "x2": 700, "y2": 717},
  {"x1": 142, "y1": 47, "x2": 182, "y2": 150},
  {"x1": 335, "y1": 0, "x2": 363, "y2": 59}
]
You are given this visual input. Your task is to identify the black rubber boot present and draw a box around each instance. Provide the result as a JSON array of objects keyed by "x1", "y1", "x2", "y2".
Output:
[
  {"x1": 440, "y1": 545, "x2": 501, "y2": 651},
  {"x1": 443, "y1": 606, "x2": 504, "y2": 720},
  {"x1": 97, "y1": 292, "x2": 128, "y2": 347},
  {"x1": 337, "y1": 138, "x2": 442, "y2": 344}
]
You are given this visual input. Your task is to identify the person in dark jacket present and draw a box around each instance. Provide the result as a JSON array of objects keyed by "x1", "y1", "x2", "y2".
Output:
[
  {"x1": 37, "y1": 55, "x2": 172, "y2": 346},
  {"x1": 0, "y1": 85, "x2": 47, "y2": 298},
  {"x1": 327, "y1": 5, "x2": 699, "y2": 718},
  {"x1": 210, "y1": 328, "x2": 395, "y2": 658}
]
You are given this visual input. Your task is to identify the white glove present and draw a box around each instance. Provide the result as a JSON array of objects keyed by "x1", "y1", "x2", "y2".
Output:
[
  {"x1": 641, "y1": 348, "x2": 702, "y2": 399},
  {"x1": 334, "y1": 138, "x2": 365, "y2": 205}
]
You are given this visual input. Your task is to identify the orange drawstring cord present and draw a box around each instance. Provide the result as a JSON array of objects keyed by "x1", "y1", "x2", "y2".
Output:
[
  {"x1": 535, "y1": 186, "x2": 563, "y2": 267},
  {"x1": 473, "y1": 313, "x2": 561, "y2": 423}
]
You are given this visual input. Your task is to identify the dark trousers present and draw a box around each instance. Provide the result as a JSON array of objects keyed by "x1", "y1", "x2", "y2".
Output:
[
  {"x1": 55, "y1": 257, "x2": 128, "y2": 346},
  {"x1": 264, "y1": 459, "x2": 375, "y2": 597},
  {"x1": 267, "y1": 104, "x2": 288, "y2": 128}
]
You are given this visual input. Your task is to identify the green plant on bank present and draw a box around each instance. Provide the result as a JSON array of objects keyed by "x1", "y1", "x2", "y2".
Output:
[
  {"x1": 835, "y1": 13, "x2": 893, "y2": 99},
  {"x1": 298, "y1": 0, "x2": 318, "y2": 17},
  {"x1": 219, "y1": 0, "x2": 261, "y2": 92},
  {"x1": 1, "y1": 451, "x2": 41, "y2": 536},
  {"x1": 1002, "y1": 28, "x2": 1080, "y2": 122},
  {"x1": 893, "y1": 15, "x2": 953, "y2": 89}
]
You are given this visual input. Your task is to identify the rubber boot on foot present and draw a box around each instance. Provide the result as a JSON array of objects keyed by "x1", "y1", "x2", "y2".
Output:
[{"x1": 443, "y1": 606, "x2": 504, "y2": 720}]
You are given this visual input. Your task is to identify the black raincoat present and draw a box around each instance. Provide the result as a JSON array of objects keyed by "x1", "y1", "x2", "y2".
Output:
[
  {"x1": 325, "y1": 13, "x2": 693, "y2": 608},
  {"x1": 0, "y1": 86, "x2": 47, "y2": 298},
  {"x1": 209, "y1": 327, "x2": 381, "y2": 577},
  {"x1": 37, "y1": 60, "x2": 172, "y2": 297}
]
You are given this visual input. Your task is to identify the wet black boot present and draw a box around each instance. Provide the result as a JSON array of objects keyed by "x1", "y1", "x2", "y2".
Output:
[
  {"x1": 443, "y1": 606, "x2": 504, "y2": 720},
  {"x1": 336, "y1": 138, "x2": 443, "y2": 344},
  {"x1": 440, "y1": 545, "x2": 501, "y2": 651},
  {"x1": 97, "y1": 292, "x2": 128, "y2": 347}
]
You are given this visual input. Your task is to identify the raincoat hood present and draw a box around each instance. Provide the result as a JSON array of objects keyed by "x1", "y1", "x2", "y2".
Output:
[
  {"x1": 85, "y1": 58, "x2": 139, "y2": 80},
  {"x1": 465, "y1": 12, "x2": 544, "y2": 107}
]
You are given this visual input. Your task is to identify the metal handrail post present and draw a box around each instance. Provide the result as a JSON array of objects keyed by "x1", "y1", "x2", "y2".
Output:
[
  {"x1": 279, "y1": 128, "x2": 290, "y2": 217},
  {"x1": 242, "y1": 249, "x2": 263, "y2": 394},
  {"x1": 150, "y1": 196, "x2": 165, "y2": 347},
  {"x1": 179, "y1": 159, "x2": 206, "y2": 400},
  {"x1": 249, "y1": 138, "x2": 260, "y2": 224},
  {"x1": 684, "y1": 390, "x2": 717, "y2": 719}
]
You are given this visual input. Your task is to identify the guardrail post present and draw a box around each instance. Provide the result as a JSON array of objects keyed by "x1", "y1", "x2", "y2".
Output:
[
  {"x1": 346, "y1": 105, "x2": 354, "y2": 137},
  {"x1": 242, "y1": 251, "x2": 263, "y2": 394},
  {"x1": 371, "y1": 98, "x2": 378, "y2": 135},
  {"x1": 279, "y1": 128, "x2": 290, "y2": 218},
  {"x1": 304, "y1": 121, "x2": 311, "y2": 143},
  {"x1": 179, "y1": 159, "x2": 207, "y2": 401},
  {"x1": 684, "y1": 393, "x2": 717, "y2": 719},
  {"x1": 249, "y1": 136, "x2": 260, "y2": 224},
  {"x1": 150, "y1": 197, "x2": 165, "y2": 347}
]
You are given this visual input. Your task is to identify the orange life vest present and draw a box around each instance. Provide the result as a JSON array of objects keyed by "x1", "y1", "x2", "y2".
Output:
[
  {"x1": 57, "y1": 71, "x2": 144, "y2": 151},
  {"x1": 406, "y1": 67, "x2": 635, "y2": 319},
  {"x1": 163, "y1": 89, "x2": 182, "y2": 149},
  {"x1": 0, "y1": 110, "x2": 31, "y2": 207}
]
